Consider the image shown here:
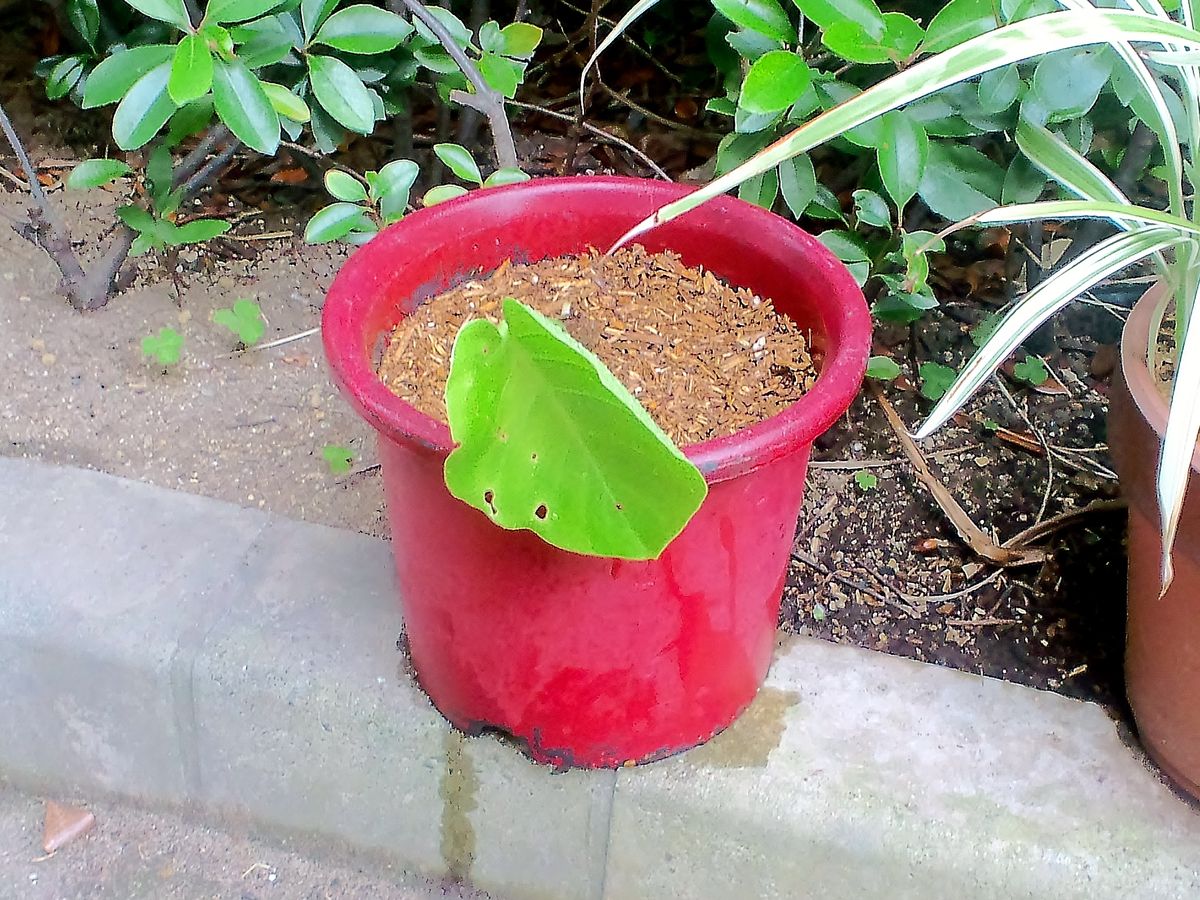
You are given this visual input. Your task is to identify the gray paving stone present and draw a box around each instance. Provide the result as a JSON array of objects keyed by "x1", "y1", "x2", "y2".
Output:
[
  {"x1": 605, "y1": 635, "x2": 1200, "y2": 900},
  {"x1": 0, "y1": 459, "x2": 266, "y2": 801},
  {"x1": 190, "y1": 516, "x2": 612, "y2": 900}
]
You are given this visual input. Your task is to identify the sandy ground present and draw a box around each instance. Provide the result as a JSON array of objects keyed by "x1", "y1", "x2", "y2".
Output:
[
  {"x1": 0, "y1": 783, "x2": 490, "y2": 899},
  {"x1": 0, "y1": 190, "x2": 387, "y2": 536}
]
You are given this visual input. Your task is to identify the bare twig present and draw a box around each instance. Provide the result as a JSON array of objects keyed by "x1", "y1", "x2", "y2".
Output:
[
  {"x1": 396, "y1": 0, "x2": 520, "y2": 169},
  {"x1": 595, "y1": 81, "x2": 712, "y2": 140},
  {"x1": 1003, "y1": 498, "x2": 1127, "y2": 549},
  {"x1": 791, "y1": 548, "x2": 922, "y2": 617},
  {"x1": 809, "y1": 446, "x2": 973, "y2": 470},
  {"x1": 900, "y1": 568, "x2": 1005, "y2": 605},
  {"x1": 991, "y1": 376, "x2": 1055, "y2": 525},
  {"x1": 505, "y1": 98, "x2": 671, "y2": 180},
  {"x1": 870, "y1": 383, "x2": 1045, "y2": 566}
]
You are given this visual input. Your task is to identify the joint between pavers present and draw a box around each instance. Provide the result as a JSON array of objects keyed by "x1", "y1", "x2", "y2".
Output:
[
  {"x1": 168, "y1": 518, "x2": 274, "y2": 798},
  {"x1": 590, "y1": 768, "x2": 617, "y2": 900}
]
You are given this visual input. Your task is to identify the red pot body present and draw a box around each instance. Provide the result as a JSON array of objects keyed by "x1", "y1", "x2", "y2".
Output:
[
  {"x1": 1110, "y1": 283, "x2": 1200, "y2": 797},
  {"x1": 322, "y1": 177, "x2": 870, "y2": 768}
]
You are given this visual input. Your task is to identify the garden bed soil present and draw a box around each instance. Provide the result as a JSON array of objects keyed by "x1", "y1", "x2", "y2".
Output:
[{"x1": 378, "y1": 246, "x2": 817, "y2": 445}]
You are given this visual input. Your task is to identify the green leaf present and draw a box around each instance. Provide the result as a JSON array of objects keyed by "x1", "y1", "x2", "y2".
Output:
[
  {"x1": 737, "y1": 167, "x2": 779, "y2": 208},
  {"x1": 124, "y1": 0, "x2": 191, "y2": 30},
  {"x1": 712, "y1": 0, "x2": 795, "y2": 42},
  {"x1": 443, "y1": 298, "x2": 708, "y2": 560},
  {"x1": 112, "y1": 62, "x2": 177, "y2": 150},
  {"x1": 260, "y1": 81, "x2": 310, "y2": 122},
  {"x1": 791, "y1": 0, "x2": 884, "y2": 36},
  {"x1": 213, "y1": 298, "x2": 266, "y2": 344},
  {"x1": 1015, "y1": 119, "x2": 1123, "y2": 203},
  {"x1": 83, "y1": 45, "x2": 176, "y2": 108},
  {"x1": 977, "y1": 64, "x2": 1020, "y2": 113},
  {"x1": 300, "y1": 0, "x2": 339, "y2": 39},
  {"x1": 313, "y1": 5, "x2": 413, "y2": 53},
  {"x1": 921, "y1": 0, "x2": 996, "y2": 53},
  {"x1": 117, "y1": 204, "x2": 158, "y2": 234},
  {"x1": 322, "y1": 443, "x2": 354, "y2": 474},
  {"x1": 917, "y1": 141, "x2": 1003, "y2": 220},
  {"x1": 324, "y1": 169, "x2": 367, "y2": 201},
  {"x1": 304, "y1": 202, "x2": 368, "y2": 242},
  {"x1": 422, "y1": 184, "x2": 469, "y2": 206},
  {"x1": 479, "y1": 20, "x2": 503, "y2": 53},
  {"x1": 212, "y1": 56, "x2": 279, "y2": 153},
  {"x1": 876, "y1": 110, "x2": 928, "y2": 209},
  {"x1": 206, "y1": 0, "x2": 283, "y2": 25},
  {"x1": 169, "y1": 217, "x2": 231, "y2": 243},
  {"x1": 169, "y1": 34, "x2": 214, "y2": 105},
  {"x1": 853, "y1": 470, "x2": 878, "y2": 491},
  {"x1": 853, "y1": 188, "x2": 890, "y2": 228},
  {"x1": 67, "y1": 0, "x2": 100, "y2": 49},
  {"x1": 434, "y1": 143, "x2": 483, "y2": 185},
  {"x1": 230, "y1": 16, "x2": 294, "y2": 68},
  {"x1": 1012, "y1": 354, "x2": 1048, "y2": 385},
  {"x1": 166, "y1": 97, "x2": 216, "y2": 145},
  {"x1": 823, "y1": 12, "x2": 923, "y2": 65},
  {"x1": 67, "y1": 158, "x2": 133, "y2": 190},
  {"x1": 866, "y1": 355, "x2": 901, "y2": 380},
  {"x1": 411, "y1": 6, "x2": 472, "y2": 45},
  {"x1": 740, "y1": 50, "x2": 812, "y2": 114},
  {"x1": 501, "y1": 21, "x2": 543, "y2": 58},
  {"x1": 374, "y1": 158, "x2": 419, "y2": 220},
  {"x1": 478, "y1": 52, "x2": 524, "y2": 98},
  {"x1": 1023, "y1": 48, "x2": 1111, "y2": 125},
  {"x1": 919, "y1": 361, "x2": 957, "y2": 400},
  {"x1": 778, "y1": 153, "x2": 816, "y2": 218},
  {"x1": 46, "y1": 56, "x2": 86, "y2": 100},
  {"x1": 483, "y1": 167, "x2": 531, "y2": 188},
  {"x1": 1001, "y1": 155, "x2": 1046, "y2": 205},
  {"x1": 142, "y1": 327, "x2": 184, "y2": 365},
  {"x1": 726, "y1": 28, "x2": 781, "y2": 59},
  {"x1": 308, "y1": 54, "x2": 374, "y2": 134}
]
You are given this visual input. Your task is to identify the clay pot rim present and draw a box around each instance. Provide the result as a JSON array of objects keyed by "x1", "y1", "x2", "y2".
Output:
[{"x1": 1119, "y1": 279, "x2": 1200, "y2": 472}]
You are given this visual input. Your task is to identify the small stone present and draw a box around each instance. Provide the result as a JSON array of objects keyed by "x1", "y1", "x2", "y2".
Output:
[{"x1": 41, "y1": 353, "x2": 56, "y2": 366}]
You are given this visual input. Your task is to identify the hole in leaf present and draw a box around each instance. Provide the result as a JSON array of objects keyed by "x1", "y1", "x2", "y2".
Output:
[
  {"x1": 498, "y1": 430, "x2": 508, "y2": 442},
  {"x1": 483, "y1": 490, "x2": 497, "y2": 514},
  {"x1": 534, "y1": 504, "x2": 548, "y2": 520},
  {"x1": 530, "y1": 452, "x2": 538, "y2": 462},
  {"x1": 615, "y1": 502, "x2": 623, "y2": 511}
]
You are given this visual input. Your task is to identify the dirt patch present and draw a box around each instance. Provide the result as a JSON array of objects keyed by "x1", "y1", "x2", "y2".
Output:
[{"x1": 378, "y1": 246, "x2": 816, "y2": 446}]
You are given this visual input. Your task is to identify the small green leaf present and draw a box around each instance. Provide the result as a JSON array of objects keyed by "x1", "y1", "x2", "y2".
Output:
[
  {"x1": 230, "y1": 16, "x2": 294, "y2": 69},
  {"x1": 866, "y1": 355, "x2": 901, "y2": 381},
  {"x1": 778, "y1": 153, "x2": 816, "y2": 218},
  {"x1": 206, "y1": 0, "x2": 283, "y2": 25},
  {"x1": 300, "y1": 0, "x2": 339, "y2": 38},
  {"x1": 260, "y1": 81, "x2": 310, "y2": 123},
  {"x1": 212, "y1": 56, "x2": 280, "y2": 153},
  {"x1": 112, "y1": 62, "x2": 177, "y2": 150},
  {"x1": 313, "y1": 4, "x2": 413, "y2": 53},
  {"x1": 921, "y1": 0, "x2": 996, "y2": 53},
  {"x1": 1024, "y1": 48, "x2": 1111, "y2": 125},
  {"x1": 213, "y1": 298, "x2": 266, "y2": 344},
  {"x1": 374, "y1": 158, "x2": 419, "y2": 220},
  {"x1": 483, "y1": 167, "x2": 531, "y2": 188},
  {"x1": 919, "y1": 361, "x2": 957, "y2": 401},
  {"x1": 169, "y1": 34, "x2": 214, "y2": 105},
  {"x1": 713, "y1": 0, "x2": 795, "y2": 42},
  {"x1": 443, "y1": 298, "x2": 708, "y2": 560},
  {"x1": 169, "y1": 217, "x2": 231, "y2": 243},
  {"x1": 1012, "y1": 354, "x2": 1049, "y2": 385},
  {"x1": 125, "y1": 0, "x2": 191, "y2": 30},
  {"x1": 67, "y1": 0, "x2": 100, "y2": 49},
  {"x1": 737, "y1": 167, "x2": 779, "y2": 209},
  {"x1": 142, "y1": 326, "x2": 184, "y2": 365},
  {"x1": 324, "y1": 169, "x2": 367, "y2": 202},
  {"x1": 46, "y1": 56, "x2": 85, "y2": 100},
  {"x1": 322, "y1": 443, "x2": 354, "y2": 474},
  {"x1": 478, "y1": 52, "x2": 524, "y2": 98},
  {"x1": 411, "y1": 5, "x2": 472, "y2": 45},
  {"x1": 500, "y1": 21, "x2": 543, "y2": 58},
  {"x1": 823, "y1": 12, "x2": 923, "y2": 65},
  {"x1": 917, "y1": 141, "x2": 1004, "y2": 220},
  {"x1": 83, "y1": 45, "x2": 176, "y2": 108},
  {"x1": 876, "y1": 111, "x2": 928, "y2": 210},
  {"x1": 67, "y1": 158, "x2": 132, "y2": 189},
  {"x1": 791, "y1": 0, "x2": 885, "y2": 36},
  {"x1": 740, "y1": 50, "x2": 812, "y2": 115},
  {"x1": 422, "y1": 184, "x2": 469, "y2": 206},
  {"x1": 970, "y1": 312, "x2": 1001, "y2": 347},
  {"x1": 308, "y1": 54, "x2": 374, "y2": 134},
  {"x1": 434, "y1": 143, "x2": 482, "y2": 185},
  {"x1": 117, "y1": 204, "x2": 158, "y2": 234},
  {"x1": 853, "y1": 189, "x2": 890, "y2": 228},
  {"x1": 304, "y1": 202, "x2": 368, "y2": 243},
  {"x1": 853, "y1": 470, "x2": 878, "y2": 491},
  {"x1": 977, "y1": 64, "x2": 1021, "y2": 114}
]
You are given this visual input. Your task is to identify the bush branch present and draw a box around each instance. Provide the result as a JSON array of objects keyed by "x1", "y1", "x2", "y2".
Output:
[{"x1": 395, "y1": 0, "x2": 520, "y2": 169}]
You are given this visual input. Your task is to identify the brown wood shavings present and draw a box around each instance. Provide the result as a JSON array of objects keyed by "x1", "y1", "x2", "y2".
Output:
[{"x1": 377, "y1": 246, "x2": 817, "y2": 446}]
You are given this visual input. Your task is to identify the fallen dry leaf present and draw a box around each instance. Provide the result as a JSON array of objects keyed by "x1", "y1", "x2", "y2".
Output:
[
  {"x1": 270, "y1": 167, "x2": 309, "y2": 185},
  {"x1": 42, "y1": 800, "x2": 95, "y2": 853}
]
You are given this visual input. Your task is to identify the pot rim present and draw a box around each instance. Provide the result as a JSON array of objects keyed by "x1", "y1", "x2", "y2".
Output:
[
  {"x1": 1119, "y1": 279, "x2": 1200, "y2": 472},
  {"x1": 321, "y1": 176, "x2": 871, "y2": 482}
]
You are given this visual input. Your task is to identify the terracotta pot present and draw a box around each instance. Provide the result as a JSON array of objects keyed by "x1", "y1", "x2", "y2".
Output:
[{"x1": 1109, "y1": 281, "x2": 1200, "y2": 796}]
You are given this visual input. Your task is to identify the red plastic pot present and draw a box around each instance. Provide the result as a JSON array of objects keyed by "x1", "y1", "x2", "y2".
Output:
[{"x1": 322, "y1": 176, "x2": 870, "y2": 768}]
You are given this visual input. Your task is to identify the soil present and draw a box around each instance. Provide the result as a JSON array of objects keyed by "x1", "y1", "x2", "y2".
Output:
[{"x1": 378, "y1": 246, "x2": 816, "y2": 446}]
